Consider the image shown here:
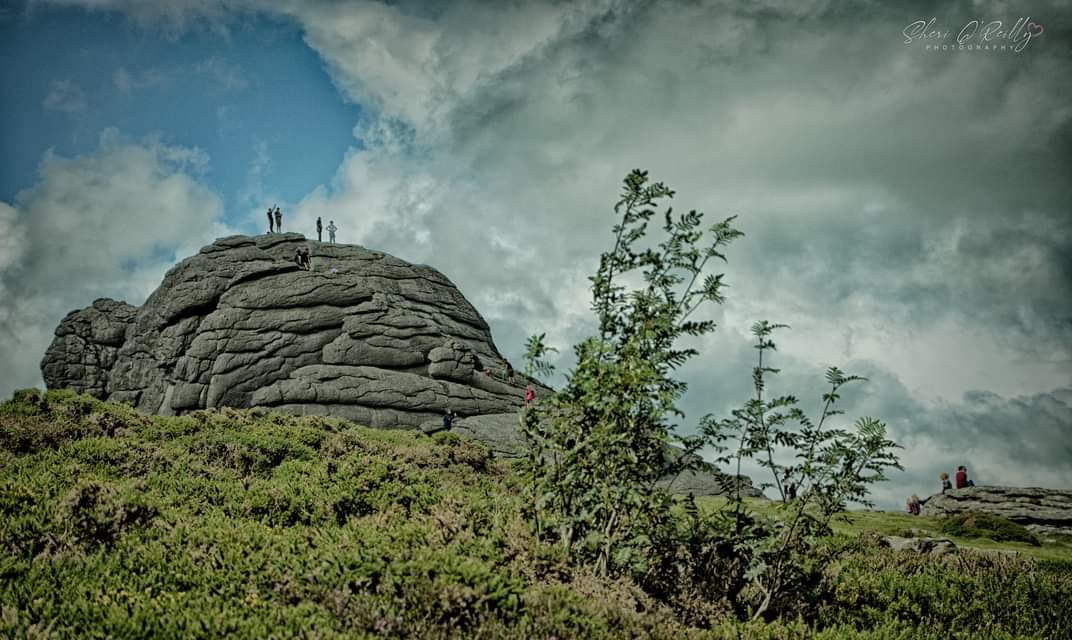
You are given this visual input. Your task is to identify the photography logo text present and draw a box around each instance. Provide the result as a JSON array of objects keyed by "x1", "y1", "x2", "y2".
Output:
[{"x1": 902, "y1": 17, "x2": 1043, "y2": 52}]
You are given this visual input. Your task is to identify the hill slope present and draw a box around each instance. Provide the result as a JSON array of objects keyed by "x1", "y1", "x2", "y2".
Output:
[{"x1": 2, "y1": 390, "x2": 1071, "y2": 639}]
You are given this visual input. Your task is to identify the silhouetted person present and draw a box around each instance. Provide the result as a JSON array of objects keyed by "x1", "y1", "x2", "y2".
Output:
[
  {"x1": 505, "y1": 362, "x2": 514, "y2": 380},
  {"x1": 301, "y1": 247, "x2": 311, "y2": 270},
  {"x1": 327, "y1": 220, "x2": 337, "y2": 244},
  {"x1": 274, "y1": 206, "x2": 282, "y2": 233},
  {"x1": 294, "y1": 248, "x2": 304, "y2": 269},
  {"x1": 266, "y1": 207, "x2": 274, "y2": 233},
  {"x1": 316, "y1": 217, "x2": 323, "y2": 242}
]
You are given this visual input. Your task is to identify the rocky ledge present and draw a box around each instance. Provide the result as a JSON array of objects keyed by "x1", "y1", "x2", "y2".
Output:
[{"x1": 921, "y1": 486, "x2": 1072, "y2": 535}]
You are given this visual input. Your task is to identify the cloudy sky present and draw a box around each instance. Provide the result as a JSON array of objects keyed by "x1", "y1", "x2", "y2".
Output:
[{"x1": 1, "y1": 0, "x2": 1069, "y2": 507}]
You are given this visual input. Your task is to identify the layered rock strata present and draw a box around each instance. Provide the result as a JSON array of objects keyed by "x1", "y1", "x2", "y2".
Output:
[
  {"x1": 921, "y1": 486, "x2": 1072, "y2": 535},
  {"x1": 42, "y1": 234, "x2": 535, "y2": 427}
]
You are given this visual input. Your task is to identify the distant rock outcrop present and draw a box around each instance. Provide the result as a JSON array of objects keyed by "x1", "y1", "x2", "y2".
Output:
[
  {"x1": 42, "y1": 234, "x2": 539, "y2": 428},
  {"x1": 921, "y1": 486, "x2": 1072, "y2": 535}
]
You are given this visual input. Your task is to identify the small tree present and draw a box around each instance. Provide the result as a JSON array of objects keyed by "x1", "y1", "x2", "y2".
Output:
[
  {"x1": 520, "y1": 170, "x2": 901, "y2": 622},
  {"x1": 521, "y1": 169, "x2": 742, "y2": 576},
  {"x1": 700, "y1": 321, "x2": 902, "y2": 619}
]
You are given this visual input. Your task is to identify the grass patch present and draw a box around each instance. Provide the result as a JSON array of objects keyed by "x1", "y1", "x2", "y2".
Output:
[{"x1": 938, "y1": 512, "x2": 1041, "y2": 546}]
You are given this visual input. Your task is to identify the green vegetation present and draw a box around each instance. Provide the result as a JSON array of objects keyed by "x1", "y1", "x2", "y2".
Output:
[
  {"x1": 520, "y1": 170, "x2": 902, "y2": 622},
  {"x1": 0, "y1": 389, "x2": 1071, "y2": 638},
  {"x1": 939, "y1": 512, "x2": 1042, "y2": 547}
]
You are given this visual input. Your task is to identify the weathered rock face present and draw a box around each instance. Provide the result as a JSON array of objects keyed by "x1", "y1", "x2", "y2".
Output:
[
  {"x1": 42, "y1": 234, "x2": 539, "y2": 428},
  {"x1": 41, "y1": 299, "x2": 138, "y2": 400},
  {"x1": 921, "y1": 486, "x2": 1072, "y2": 535}
]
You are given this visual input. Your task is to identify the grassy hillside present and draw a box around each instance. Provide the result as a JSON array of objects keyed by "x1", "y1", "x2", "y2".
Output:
[
  {"x1": 2, "y1": 390, "x2": 1070, "y2": 639},
  {"x1": 693, "y1": 497, "x2": 1072, "y2": 563}
]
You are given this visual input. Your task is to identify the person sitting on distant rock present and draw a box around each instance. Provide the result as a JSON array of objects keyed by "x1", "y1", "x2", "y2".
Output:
[
  {"x1": 266, "y1": 206, "x2": 275, "y2": 234},
  {"x1": 505, "y1": 362, "x2": 514, "y2": 380},
  {"x1": 955, "y1": 465, "x2": 975, "y2": 489},
  {"x1": 301, "y1": 247, "x2": 311, "y2": 270},
  {"x1": 294, "y1": 248, "x2": 305, "y2": 269},
  {"x1": 907, "y1": 495, "x2": 921, "y2": 515},
  {"x1": 316, "y1": 216, "x2": 323, "y2": 242},
  {"x1": 941, "y1": 472, "x2": 952, "y2": 493},
  {"x1": 327, "y1": 220, "x2": 337, "y2": 244},
  {"x1": 274, "y1": 206, "x2": 282, "y2": 233},
  {"x1": 442, "y1": 409, "x2": 456, "y2": 430}
]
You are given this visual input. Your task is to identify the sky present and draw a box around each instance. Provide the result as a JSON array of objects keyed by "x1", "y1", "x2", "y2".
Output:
[{"x1": 1, "y1": 0, "x2": 1069, "y2": 509}]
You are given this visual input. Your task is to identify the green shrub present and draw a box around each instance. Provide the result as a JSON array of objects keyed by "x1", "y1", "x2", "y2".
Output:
[
  {"x1": 939, "y1": 512, "x2": 1041, "y2": 546},
  {"x1": 2, "y1": 388, "x2": 1068, "y2": 639},
  {"x1": 54, "y1": 479, "x2": 157, "y2": 550}
]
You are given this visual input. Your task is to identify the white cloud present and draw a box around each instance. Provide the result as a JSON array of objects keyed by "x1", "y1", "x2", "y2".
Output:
[
  {"x1": 42, "y1": 79, "x2": 87, "y2": 113},
  {"x1": 195, "y1": 56, "x2": 251, "y2": 91},
  {"x1": 113, "y1": 66, "x2": 168, "y2": 95},
  {"x1": 0, "y1": 129, "x2": 233, "y2": 398}
]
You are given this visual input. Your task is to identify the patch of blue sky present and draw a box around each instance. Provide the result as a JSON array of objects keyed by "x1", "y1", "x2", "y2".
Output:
[{"x1": 0, "y1": 4, "x2": 362, "y2": 230}]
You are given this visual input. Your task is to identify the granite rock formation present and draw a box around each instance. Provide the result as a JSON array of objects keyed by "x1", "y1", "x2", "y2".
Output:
[
  {"x1": 921, "y1": 486, "x2": 1072, "y2": 535},
  {"x1": 43, "y1": 234, "x2": 538, "y2": 428}
]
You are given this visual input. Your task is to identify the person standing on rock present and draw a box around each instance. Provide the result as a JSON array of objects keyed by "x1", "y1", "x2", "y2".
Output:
[
  {"x1": 316, "y1": 217, "x2": 323, "y2": 242},
  {"x1": 327, "y1": 220, "x2": 337, "y2": 244},
  {"x1": 274, "y1": 206, "x2": 282, "y2": 233},
  {"x1": 267, "y1": 206, "x2": 275, "y2": 233}
]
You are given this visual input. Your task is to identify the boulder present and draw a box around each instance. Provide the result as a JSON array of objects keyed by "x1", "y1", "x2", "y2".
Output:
[
  {"x1": 41, "y1": 299, "x2": 138, "y2": 399},
  {"x1": 920, "y1": 486, "x2": 1072, "y2": 535},
  {"x1": 880, "y1": 536, "x2": 957, "y2": 557},
  {"x1": 42, "y1": 234, "x2": 540, "y2": 425}
]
